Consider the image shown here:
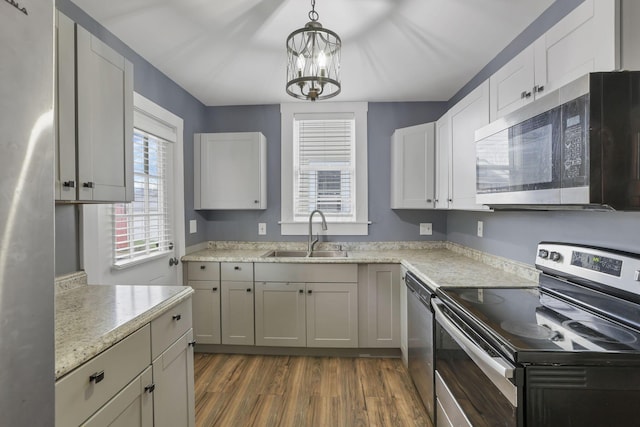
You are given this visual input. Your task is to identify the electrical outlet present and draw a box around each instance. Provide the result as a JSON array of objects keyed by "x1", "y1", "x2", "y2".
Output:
[
  {"x1": 189, "y1": 220, "x2": 197, "y2": 234},
  {"x1": 258, "y1": 223, "x2": 266, "y2": 235},
  {"x1": 477, "y1": 220, "x2": 483, "y2": 237},
  {"x1": 420, "y1": 223, "x2": 432, "y2": 236}
]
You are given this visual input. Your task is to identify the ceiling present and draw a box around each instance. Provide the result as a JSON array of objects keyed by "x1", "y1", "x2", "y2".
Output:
[{"x1": 72, "y1": 0, "x2": 555, "y2": 106}]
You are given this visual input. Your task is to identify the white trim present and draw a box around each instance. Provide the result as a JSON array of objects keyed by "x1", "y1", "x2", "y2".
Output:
[
  {"x1": 111, "y1": 250, "x2": 172, "y2": 270},
  {"x1": 280, "y1": 102, "x2": 369, "y2": 236}
]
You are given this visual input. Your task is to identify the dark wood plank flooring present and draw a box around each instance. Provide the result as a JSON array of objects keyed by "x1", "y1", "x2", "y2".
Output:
[{"x1": 194, "y1": 353, "x2": 432, "y2": 427}]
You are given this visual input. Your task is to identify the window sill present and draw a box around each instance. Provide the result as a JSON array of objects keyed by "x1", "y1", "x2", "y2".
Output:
[
  {"x1": 279, "y1": 221, "x2": 370, "y2": 236},
  {"x1": 112, "y1": 251, "x2": 172, "y2": 270}
]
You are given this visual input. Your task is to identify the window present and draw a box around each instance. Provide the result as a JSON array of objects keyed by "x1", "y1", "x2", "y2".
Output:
[
  {"x1": 281, "y1": 102, "x2": 368, "y2": 235},
  {"x1": 113, "y1": 129, "x2": 172, "y2": 266}
]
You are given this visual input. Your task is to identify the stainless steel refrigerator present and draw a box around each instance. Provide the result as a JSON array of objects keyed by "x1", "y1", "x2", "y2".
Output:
[{"x1": 0, "y1": 1, "x2": 55, "y2": 425}]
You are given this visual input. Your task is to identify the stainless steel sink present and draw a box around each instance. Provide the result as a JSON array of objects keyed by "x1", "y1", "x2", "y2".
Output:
[{"x1": 261, "y1": 250, "x2": 348, "y2": 258}]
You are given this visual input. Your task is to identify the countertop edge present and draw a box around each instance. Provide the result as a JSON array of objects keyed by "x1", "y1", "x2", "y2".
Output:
[{"x1": 55, "y1": 287, "x2": 194, "y2": 380}]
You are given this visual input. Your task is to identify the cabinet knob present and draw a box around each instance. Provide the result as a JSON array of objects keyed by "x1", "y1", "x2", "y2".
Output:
[
  {"x1": 246, "y1": 288, "x2": 252, "y2": 293},
  {"x1": 89, "y1": 370, "x2": 105, "y2": 384},
  {"x1": 308, "y1": 289, "x2": 313, "y2": 294},
  {"x1": 254, "y1": 200, "x2": 259, "y2": 204},
  {"x1": 299, "y1": 289, "x2": 304, "y2": 294},
  {"x1": 62, "y1": 180, "x2": 75, "y2": 188},
  {"x1": 448, "y1": 198, "x2": 453, "y2": 203},
  {"x1": 200, "y1": 265, "x2": 206, "y2": 270},
  {"x1": 144, "y1": 384, "x2": 155, "y2": 393},
  {"x1": 534, "y1": 84, "x2": 545, "y2": 93},
  {"x1": 212, "y1": 287, "x2": 218, "y2": 292},
  {"x1": 172, "y1": 314, "x2": 182, "y2": 321},
  {"x1": 426, "y1": 199, "x2": 432, "y2": 203},
  {"x1": 82, "y1": 181, "x2": 95, "y2": 188},
  {"x1": 234, "y1": 266, "x2": 241, "y2": 270},
  {"x1": 188, "y1": 340, "x2": 197, "y2": 347}
]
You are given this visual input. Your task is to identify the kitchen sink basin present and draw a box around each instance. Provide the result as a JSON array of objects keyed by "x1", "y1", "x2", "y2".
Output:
[{"x1": 261, "y1": 250, "x2": 348, "y2": 258}]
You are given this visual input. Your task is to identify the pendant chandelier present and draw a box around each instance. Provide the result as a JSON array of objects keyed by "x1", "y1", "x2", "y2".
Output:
[{"x1": 286, "y1": 0, "x2": 341, "y2": 101}]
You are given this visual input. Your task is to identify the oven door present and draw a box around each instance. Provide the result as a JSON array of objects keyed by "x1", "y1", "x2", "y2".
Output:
[{"x1": 433, "y1": 299, "x2": 522, "y2": 427}]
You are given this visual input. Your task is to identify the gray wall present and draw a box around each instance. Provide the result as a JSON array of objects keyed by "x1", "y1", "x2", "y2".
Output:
[
  {"x1": 55, "y1": 0, "x2": 209, "y2": 275},
  {"x1": 201, "y1": 102, "x2": 448, "y2": 242},
  {"x1": 447, "y1": 211, "x2": 640, "y2": 265}
]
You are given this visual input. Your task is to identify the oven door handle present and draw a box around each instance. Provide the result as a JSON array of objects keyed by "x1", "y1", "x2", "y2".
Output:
[{"x1": 433, "y1": 300, "x2": 518, "y2": 406}]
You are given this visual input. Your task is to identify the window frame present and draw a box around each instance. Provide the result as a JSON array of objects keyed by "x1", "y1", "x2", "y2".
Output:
[{"x1": 280, "y1": 102, "x2": 369, "y2": 235}]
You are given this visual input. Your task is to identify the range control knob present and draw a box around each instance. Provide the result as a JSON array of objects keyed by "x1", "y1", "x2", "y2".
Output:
[
  {"x1": 538, "y1": 249, "x2": 549, "y2": 259},
  {"x1": 549, "y1": 251, "x2": 562, "y2": 262}
]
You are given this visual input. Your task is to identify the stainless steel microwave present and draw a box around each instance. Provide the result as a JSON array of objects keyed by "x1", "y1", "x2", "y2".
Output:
[{"x1": 475, "y1": 71, "x2": 640, "y2": 210}]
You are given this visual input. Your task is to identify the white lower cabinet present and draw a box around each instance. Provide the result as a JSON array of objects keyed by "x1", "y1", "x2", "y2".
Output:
[
  {"x1": 255, "y1": 281, "x2": 306, "y2": 347},
  {"x1": 254, "y1": 263, "x2": 359, "y2": 348},
  {"x1": 357, "y1": 264, "x2": 401, "y2": 348},
  {"x1": 152, "y1": 329, "x2": 195, "y2": 427},
  {"x1": 306, "y1": 282, "x2": 358, "y2": 348},
  {"x1": 221, "y1": 281, "x2": 255, "y2": 345},
  {"x1": 400, "y1": 266, "x2": 408, "y2": 367},
  {"x1": 82, "y1": 366, "x2": 153, "y2": 427},
  {"x1": 190, "y1": 281, "x2": 221, "y2": 344},
  {"x1": 56, "y1": 296, "x2": 194, "y2": 427}
]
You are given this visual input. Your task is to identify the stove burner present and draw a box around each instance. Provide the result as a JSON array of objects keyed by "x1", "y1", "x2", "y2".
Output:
[
  {"x1": 500, "y1": 321, "x2": 554, "y2": 340},
  {"x1": 561, "y1": 320, "x2": 638, "y2": 344},
  {"x1": 460, "y1": 290, "x2": 505, "y2": 305}
]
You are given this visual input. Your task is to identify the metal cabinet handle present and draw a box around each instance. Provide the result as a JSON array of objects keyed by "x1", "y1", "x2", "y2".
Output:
[
  {"x1": 234, "y1": 266, "x2": 241, "y2": 270},
  {"x1": 89, "y1": 370, "x2": 105, "y2": 384},
  {"x1": 172, "y1": 314, "x2": 182, "y2": 321},
  {"x1": 534, "y1": 84, "x2": 545, "y2": 93},
  {"x1": 200, "y1": 265, "x2": 206, "y2": 270},
  {"x1": 246, "y1": 288, "x2": 252, "y2": 293},
  {"x1": 426, "y1": 199, "x2": 433, "y2": 203},
  {"x1": 212, "y1": 287, "x2": 218, "y2": 292},
  {"x1": 188, "y1": 340, "x2": 197, "y2": 347},
  {"x1": 144, "y1": 384, "x2": 155, "y2": 393},
  {"x1": 308, "y1": 290, "x2": 313, "y2": 294},
  {"x1": 63, "y1": 181, "x2": 75, "y2": 188},
  {"x1": 299, "y1": 289, "x2": 304, "y2": 294},
  {"x1": 82, "y1": 182, "x2": 95, "y2": 188}
]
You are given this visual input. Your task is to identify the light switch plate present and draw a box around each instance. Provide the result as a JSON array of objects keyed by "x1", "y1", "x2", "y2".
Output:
[
  {"x1": 477, "y1": 220, "x2": 483, "y2": 237},
  {"x1": 420, "y1": 223, "x2": 432, "y2": 235},
  {"x1": 189, "y1": 220, "x2": 197, "y2": 234},
  {"x1": 258, "y1": 223, "x2": 266, "y2": 235}
]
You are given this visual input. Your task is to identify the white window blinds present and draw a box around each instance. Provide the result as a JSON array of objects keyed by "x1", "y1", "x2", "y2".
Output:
[
  {"x1": 113, "y1": 129, "x2": 172, "y2": 265},
  {"x1": 293, "y1": 116, "x2": 356, "y2": 222}
]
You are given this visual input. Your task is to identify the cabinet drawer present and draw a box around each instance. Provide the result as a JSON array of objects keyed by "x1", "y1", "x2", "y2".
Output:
[
  {"x1": 221, "y1": 262, "x2": 253, "y2": 281},
  {"x1": 151, "y1": 298, "x2": 192, "y2": 360},
  {"x1": 56, "y1": 324, "x2": 151, "y2": 427},
  {"x1": 187, "y1": 261, "x2": 220, "y2": 281}
]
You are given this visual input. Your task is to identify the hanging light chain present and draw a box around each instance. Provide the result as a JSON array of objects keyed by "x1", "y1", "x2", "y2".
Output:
[{"x1": 309, "y1": 0, "x2": 319, "y2": 22}]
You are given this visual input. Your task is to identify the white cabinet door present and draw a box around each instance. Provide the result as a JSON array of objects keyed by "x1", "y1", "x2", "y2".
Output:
[
  {"x1": 534, "y1": 0, "x2": 618, "y2": 97},
  {"x1": 81, "y1": 367, "x2": 153, "y2": 427},
  {"x1": 449, "y1": 80, "x2": 490, "y2": 211},
  {"x1": 152, "y1": 329, "x2": 195, "y2": 427},
  {"x1": 435, "y1": 112, "x2": 451, "y2": 209},
  {"x1": 76, "y1": 24, "x2": 133, "y2": 202},
  {"x1": 195, "y1": 132, "x2": 267, "y2": 210},
  {"x1": 391, "y1": 122, "x2": 436, "y2": 209},
  {"x1": 221, "y1": 281, "x2": 255, "y2": 345},
  {"x1": 400, "y1": 267, "x2": 408, "y2": 367},
  {"x1": 489, "y1": 45, "x2": 536, "y2": 121},
  {"x1": 254, "y1": 281, "x2": 306, "y2": 347},
  {"x1": 363, "y1": 264, "x2": 400, "y2": 348},
  {"x1": 55, "y1": 11, "x2": 77, "y2": 201},
  {"x1": 306, "y1": 283, "x2": 358, "y2": 348},
  {"x1": 190, "y1": 281, "x2": 221, "y2": 345}
]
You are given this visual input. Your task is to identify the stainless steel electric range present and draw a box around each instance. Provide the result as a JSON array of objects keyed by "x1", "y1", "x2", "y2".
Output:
[{"x1": 433, "y1": 242, "x2": 640, "y2": 427}]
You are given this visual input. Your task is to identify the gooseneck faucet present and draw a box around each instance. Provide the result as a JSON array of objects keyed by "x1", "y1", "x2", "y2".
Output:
[{"x1": 308, "y1": 209, "x2": 328, "y2": 255}]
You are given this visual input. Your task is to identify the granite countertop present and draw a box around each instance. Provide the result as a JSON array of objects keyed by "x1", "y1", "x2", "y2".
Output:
[
  {"x1": 182, "y1": 241, "x2": 540, "y2": 291},
  {"x1": 55, "y1": 284, "x2": 193, "y2": 380}
]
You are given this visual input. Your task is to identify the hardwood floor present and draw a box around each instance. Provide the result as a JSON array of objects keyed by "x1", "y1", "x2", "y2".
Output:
[{"x1": 194, "y1": 353, "x2": 432, "y2": 427}]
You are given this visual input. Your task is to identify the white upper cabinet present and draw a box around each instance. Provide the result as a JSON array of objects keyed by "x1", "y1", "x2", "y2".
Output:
[
  {"x1": 449, "y1": 80, "x2": 490, "y2": 211},
  {"x1": 55, "y1": 11, "x2": 134, "y2": 202},
  {"x1": 490, "y1": 0, "x2": 619, "y2": 122},
  {"x1": 391, "y1": 123, "x2": 436, "y2": 209},
  {"x1": 435, "y1": 112, "x2": 451, "y2": 210},
  {"x1": 194, "y1": 132, "x2": 267, "y2": 210}
]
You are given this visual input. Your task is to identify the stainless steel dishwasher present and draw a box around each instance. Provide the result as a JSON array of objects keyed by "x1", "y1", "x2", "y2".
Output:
[{"x1": 406, "y1": 271, "x2": 435, "y2": 424}]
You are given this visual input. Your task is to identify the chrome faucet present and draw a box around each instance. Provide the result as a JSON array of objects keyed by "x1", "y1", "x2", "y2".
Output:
[{"x1": 308, "y1": 210, "x2": 328, "y2": 255}]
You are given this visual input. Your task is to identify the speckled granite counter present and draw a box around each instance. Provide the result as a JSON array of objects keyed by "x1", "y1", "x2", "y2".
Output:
[
  {"x1": 182, "y1": 241, "x2": 540, "y2": 290},
  {"x1": 55, "y1": 284, "x2": 193, "y2": 379}
]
